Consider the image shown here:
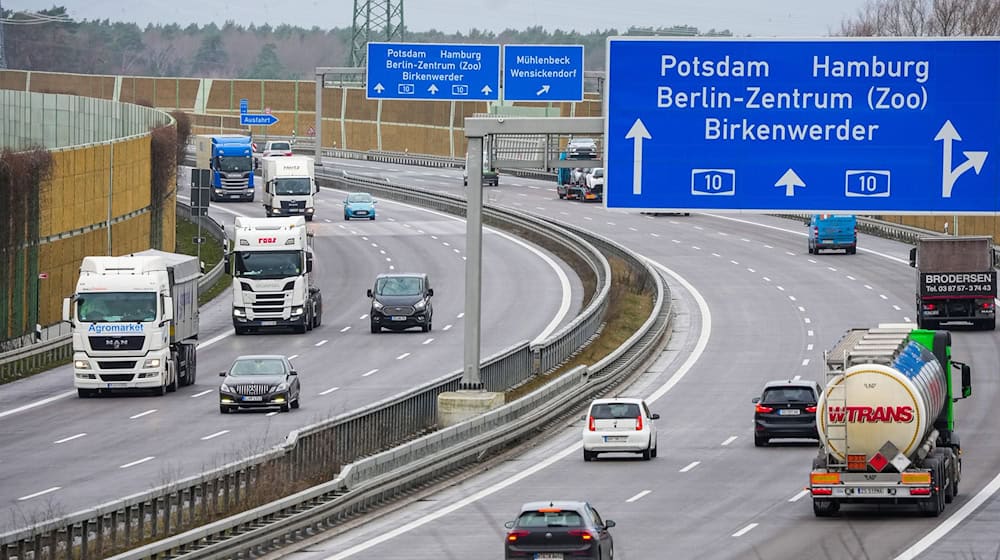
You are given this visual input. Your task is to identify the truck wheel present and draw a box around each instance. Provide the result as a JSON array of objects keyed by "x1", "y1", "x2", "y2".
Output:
[
  {"x1": 313, "y1": 310, "x2": 322, "y2": 328},
  {"x1": 305, "y1": 311, "x2": 313, "y2": 332},
  {"x1": 813, "y1": 499, "x2": 839, "y2": 517},
  {"x1": 166, "y1": 369, "x2": 178, "y2": 393}
]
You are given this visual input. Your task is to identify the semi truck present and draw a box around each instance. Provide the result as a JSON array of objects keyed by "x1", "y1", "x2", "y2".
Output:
[
  {"x1": 261, "y1": 156, "x2": 318, "y2": 221},
  {"x1": 194, "y1": 134, "x2": 256, "y2": 202},
  {"x1": 556, "y1": 152, "x2": 600, "y2": 201},
  {"x1": 809, "y1": 324, "x2": 972, "y2": 517},
  {"x1": 229, "y1": 216, "x2": 323, "y2": 334},
  {"x1": 909, "y1": 236, "x2": 997, "y2": 330},
  {"x1": 63, "y1": 250, "x2": 200, "y2": 397}
]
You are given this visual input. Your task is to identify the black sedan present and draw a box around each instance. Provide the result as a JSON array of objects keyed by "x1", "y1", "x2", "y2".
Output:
[
  {"x1": 219, "y1": 355, "x2": 301, "y2": 413},
  {"x1": 504, "y1": 501, "x2": 615, "y2": 560}
]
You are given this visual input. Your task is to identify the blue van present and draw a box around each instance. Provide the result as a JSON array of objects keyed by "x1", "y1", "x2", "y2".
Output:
[{"x1": 808, "y1": 214, "x2": 857, "y2": 254}]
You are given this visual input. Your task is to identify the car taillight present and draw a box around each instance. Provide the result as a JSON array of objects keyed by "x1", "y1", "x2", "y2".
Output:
[
  {"x1": 812, "y1": 226, "x2": 818, "y2": 236},
  {"x1": 636, "y1": 415, "x2": 643, "y2": 431},
  {"x1": 923, "y1": 303, "x2": 936, "y2": 311},
  {"x1": 506, "y1": 530, "x2": 530, "y2": 542},
  {"x1": 805, "y1": 406, "x2": 817, "y2": 413},
  {"x1": 588, "y1": 416, "x2": 595, "y2": 431},
  {"x1": 755, "y1": 404, "x2": 774, "y2": 413},
  {"x1": 983, "y1": 302, "x2": 995, "y2": 310},
  {"x1": 568, "y1": 529, "x2": 594, "y2": 541}
]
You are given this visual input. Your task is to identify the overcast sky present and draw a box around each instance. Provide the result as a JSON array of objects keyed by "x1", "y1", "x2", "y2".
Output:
[{"x1": 8, "y1": 0, "x2": 872, "y2": 37}]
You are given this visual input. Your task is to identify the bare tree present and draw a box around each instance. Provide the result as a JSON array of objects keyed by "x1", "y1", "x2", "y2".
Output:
[{"x1": 839, "y1": 0, "x2": 1000, "y2": 36}]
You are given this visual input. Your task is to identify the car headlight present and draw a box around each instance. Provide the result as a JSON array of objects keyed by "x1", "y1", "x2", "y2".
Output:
[
  {"x1": 75, "y1": 372, "x2": 96, "y2": 379},
  {"x1": 372, "y1": 300, "x2": 384, "y2": 311},
  {"x1": 276, "y1": 382, "x2": 289, "y2": 392},
  {"x1": 291, "y1": 306, "x2": 304, "y2": 316},
  {"x1": 233, "y1": 307, "x2": 246, "y2": 317},
  {"x1": 143, "y1": 358, "x2": 160, "y2": 368},
  {"x1": 220, "y1": 383, "x2": 232, "y2": 392},
  {"x1": 75, "y1": 360, "x2": 91, "y2": 370},
  {"x1": 414, "y1": 299, "x2": 426, "y2": 311}
]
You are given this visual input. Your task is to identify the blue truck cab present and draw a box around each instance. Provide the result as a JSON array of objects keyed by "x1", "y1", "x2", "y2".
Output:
[
  {"x1": 808, "y1": 214, "x2": 857, "y2": 254},
  {"x1": 194, "y1": 135, "x2": 256, "y2": 202}
]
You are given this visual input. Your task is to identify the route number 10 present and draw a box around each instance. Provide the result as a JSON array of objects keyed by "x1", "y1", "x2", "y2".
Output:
[
  {"x1": 691, "y1": 169, "x2": 736, "y2": 196},
  {"x1": 845, "y1": 170, "x2": 891, "y2": 197}
]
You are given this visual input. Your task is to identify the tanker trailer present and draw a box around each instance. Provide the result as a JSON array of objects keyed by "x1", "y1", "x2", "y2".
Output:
[{"x1": 810, "y1": 324, "x2": 971, "y2": 517}]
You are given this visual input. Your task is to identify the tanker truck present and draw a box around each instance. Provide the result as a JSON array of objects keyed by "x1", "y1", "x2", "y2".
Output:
[{"x1": 810, "y1": 324, "x2": 971, "y2": 517}]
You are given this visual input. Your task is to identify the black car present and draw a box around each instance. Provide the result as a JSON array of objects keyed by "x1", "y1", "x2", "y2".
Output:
[
  {"x1": 752, "y1": 379, "x2": 821, "y2": 447},
  {"x1": 219, "y1": 355, "x2": 301, "y2": 413},
  {"x1": 504, "y1": 501, "x2": 615, "y2": 560},
  {"x1": 368, "y1": 273, "x2": 434, "y2": 333}
]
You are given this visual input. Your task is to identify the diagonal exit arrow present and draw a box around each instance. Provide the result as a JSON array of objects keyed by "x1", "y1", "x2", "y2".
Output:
[
  {"x1": 536, "y1": 84, "x2": 550, "y2": 96},
  {"x1": 625, "y1": 118, "x2": 651, "y2": 195}
]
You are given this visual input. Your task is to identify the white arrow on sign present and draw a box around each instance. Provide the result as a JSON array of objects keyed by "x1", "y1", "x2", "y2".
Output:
[
  {"x1": 428, "y1": 84, "x2": 439, "y2": 94},
  {"x1": 935, "y1": 120, "x2": 988, "y2": 198},
  {"x1": 775, "y1": 168, "x2": 805, "y2": 197},
  {"x1": 481, "y1": 85, "x2": 492, "y2": 95},
  {"x1": 536, "y1": 84, "x2": 550, "y2": 96},
  {"x1": 625, "y1": 118, "x2": 651, "y2": 195},
  {"x1": 373, "y1": 83, "x2": 385, "y2": 93}
]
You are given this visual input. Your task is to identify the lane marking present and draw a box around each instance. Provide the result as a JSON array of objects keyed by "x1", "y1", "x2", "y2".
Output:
[
  {"x1": 798, "y1": 306, "x2": 806, "y2": 312},
  {"x1": 904, "y1": 317, "x2": 912, "y2": 322},
  {"x1": 680, "y1": 461, "x2": 701, "y2": 473},
  {"x1": 626, "y1": 490, "x2": 652, "y2": 503},
  {"x1": 793, "y1": 375, "x2": 802, "y2": 381},
  {"x1": 18, "y1": 487, "x2": 61, "y2": 501},
  {"x1": 804, "y1": 318, "x2": 812, "y2": 324},
  {"x1": 807, "y1": 344, "x2": 814, "y2": 351},
  {"x1": 788, "y1": 489, "x2": 809, "y2": 503},
  {"x1": 201, "y1": 430, "x2": 230, "y2": 441},
  {"x1": 386, "y1": 257, "x2": 392, "y2": 262},
  {"x1": 443, "y1": 242, "x2": 451, "y2": 247},
  {"x1": 315, "y1": 339, "x2": 329, "y2": 347},
  {"x1": 197, "y1": 330, "x2": 235, "y2": 351},
  {"x1": 396, "y1": 353, "x2": 411, "y2": 360},
  {"x1": 730, "y1": 260, "x2": 739, "y2": 265},
  {"x1": 320, "y1": 386, "x2": 340, "y2": 395},
  {"x1": 0, "y1": 391, "x2": 76, "y2": 419},
  {"x1": 763, "y1": 277, "x2": 771, "y2": 282},
  {"x1": 120, "y1": 456, "x2": 154, "y2": 469},
  {"x1": 443, "y1": 324, "x2": 453, "y2": 331},
  {"x1": 732, "y1": 523, "x2": 759, "y2": 537},
  {"x1": 785, "y1": 251, "x2": 795, "y2": 256},
  {"x1": 422, "y1": 338, "x2": 434, "y2": 345},
  {"x1": 692, "y1": 246, "x2": 701, "y2": 251},
  {"x1": 864, "y1": 284, "x2": 874, "y2": 290},
  {"x1": 741, "y1": 238, "x2": 751, "y2": 242},
  {"x1": 379, "y1": 249, "x2": 386, "y2": 255},
  {"x1": 893, "y1": 305, "x2": 901, "y2": 311},
  {"x1": 718, "y1": 232, "x2": 729, "y2": 237},
  {"x1": 629, "y1": 227, "x2": 638, "y2": 232},
  {"x1": 807, "y1": 330, "x2": 814, "y2": 337},
  {"x1": 607, "y1": 222, "x2": 616, "y2": 226},
  {"x1": 802, "y1": 359, "x2": 810, "y2": 366},
  {"x1": 340, "y1": 326, "x2": 351, "y2": 333},
  {"x1": 808, "y1": 259, "x2": 817, "y2": 264},
  {"x1": 362, "y1": 369, "x2": 378, "y2": 377},
  {"x1": 191, "y1": 389, "x2": 213, "y2": 398},
  {"x1": 846, "y1": 275, "x2": 856, "y2": 281},
  {"x1": 457, "y1": 312, "x2": 465, "y2": 319},
  {"x1": 789, "y1": 295, "x2": 797, "y2": 302},
  {"x1": 54, "y1": 433, "x2": 86, "y2": 444},
  {"x1": 360, "y1": 314, "x2": 369, "y2": 320},
  {"x1": 777, "y1": 286, "x2": 785, "y2": 291},
  {"x1": 129, "y1": 409, "x2": 157, "y2": 420},
  {"x1": 721, "y1": 436, "x2": 738, "y2": 446},
  {"x1": 827, "y1": 266, "x2": 837, "y2": 272},
  {"x1": 764, "y1": 244, "x2": 773, "y2": 249},
  {"x1": 747, "y1": 268, "x2": 755, "y2": 273},
  {"x1": 453, "y1": 248, "x2": 461, "y2": 254},
  {"x1": 880, "y1": 294, "x2": 888, "y2": 300},
  {"x1": 711, "y1": 253, "x2": 721, "y2": 258},
  {"x1": 266, "y1": 411, "x2": 279, "y2": 417},
  {"x1": 651, "y1": 233, "x2": 660, "y2": 238}
]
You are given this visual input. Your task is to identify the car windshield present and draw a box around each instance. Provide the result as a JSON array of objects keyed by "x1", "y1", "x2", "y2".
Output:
[
  {"x1": 516, "y1": 511, "x2": 584, "y2": 528},
  {"x1": 762, "y1": 387, "x2": 816, "y2": 404},
  {"x1": 274, "y1": 178, "x2": 312, "y2": 195},
  {"x1": 233, "y1": 250, "x2": 301, "y2": 279},
  {"x1": 375, "y1": 276, "x2": 423, "y2": 296},
  {"x1": 77, "y1": 292, "x2": 157, "y2": 322},
  {"x1": 229, "y1": 358, "x2": 286, "y2": 376},
  {"x1": 590, "y1": 402, "x2": 641, "y2": 419},
  {"x1": 348, "y1": 193, "x2": 373, "y2": 203},
  {"x1": 268, "y1": 142, "x2": 290, "y2": 151},
  {"x1": 217, "y1": 155, "x2": 251, "y2": 173},
  {"x1": 593, "y1": 169, "x2": 604, "y2": 178}
]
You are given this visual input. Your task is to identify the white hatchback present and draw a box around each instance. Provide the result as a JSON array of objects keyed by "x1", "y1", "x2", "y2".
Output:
[{"x1": 582, "y1": 398, "x2": 659, "y2": 461}]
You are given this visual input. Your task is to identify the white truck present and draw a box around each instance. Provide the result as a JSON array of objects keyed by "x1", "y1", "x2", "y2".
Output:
[
  {"x1": 229, "y1": 216, "x2": 323, "y2": 334},
  {"x1": 63, "y1": 250, "x2": 200, "y2": 397},
  {"x1": 809, "y1": 324, "x2": 971, "y2": 517},
  {"x1": 261, "y1": 156, "x2": 318, "y2": 221}
]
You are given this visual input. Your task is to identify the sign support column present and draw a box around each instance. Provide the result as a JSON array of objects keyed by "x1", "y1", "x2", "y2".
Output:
[{"x1": 462, "y1": 136, "x2": 484, "y2": 389}]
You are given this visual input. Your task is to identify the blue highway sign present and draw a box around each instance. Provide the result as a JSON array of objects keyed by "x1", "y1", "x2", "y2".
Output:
[
  {"x1": 241, "y1": 114, "x2": 278, "y2": 126},
  {"x1": 239, "y1": 98, "x2": 248, "y2": 114},
  {"x1": 367, "y1": 42, "x2": 500, "y2": 101},
  {"x1": 503, "y1": 44, "x2": 584, "y2": 101},
  {"x1": 605, "y1": 38, "x2": 1000, "y2": 214}
]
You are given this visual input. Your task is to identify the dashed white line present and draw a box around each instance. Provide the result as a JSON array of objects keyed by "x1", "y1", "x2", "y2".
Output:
[
  {"x1": 776, "y1": 286, "x2": 785, "y2": 291},
  {"x1": 694, "y1": 226, "x2": 704, "y2": 230},
  {"x1": 320, "y1": 386, "x2": 340, "y2": 395},
  {"x1": 747, "y1": 268, "x2": 755, "y2": 273},
  {"x1": 18, "y1": 487, "x2": 61, "y2": 501},
  {"x1": 880, "y1": 294, "x2": 889, "y2": 300},
  {"x1": 584, "y1": 216, "x2": 593, "y2": 221},
  {"x1": 362, "y1": 369, "x2": 378, "y2": 377},
  {"x1": 267, "y1": 411, "x2": 279, "y2": 417},
  {"x1": 721, "y1": 436, "x2": 738, "y2": 446},
  {"x1": 798, "y1": 306, "x2": 806, "y2": 312},
  {"x1": 443, "y1": 324, "x2": 453, "y2": 331},
  {"x1": 191, "y1": 389, "x2": 213, "y2": 398},
  {"x1": 431, "y1": 235, "x2": 438, "y2": 240},
  {"x1": 764, "y1": 244, "x2": 774, "y2": 249},
  {"x1": 453, "y1": 248, "x2": 460, "y2": 253},
  {"x1": 536, "y1": 207, "x2": 546, "y2": 211},
  {"x1": 802, "y1": 359, "x2": 810, "y2": 366},
  {"x1": 560, "y1": 211, "x2": 569, "y2": 216},
  {"x1": 396, "y1": 352, "x2": 411, "y2": 360},
  {"x1": 712, "y1": 253, "x2": 721, "y2": 258},
  {"x1": 846, "y1": 275, "x2": 856, "y2": 281},
  {"x1": 864, "y1": 284, "x2": 874, "y2": 290},
  {"x1": 129, "y1": 409, "x2": 157, "y2": 420},
  {"x1": 672, "y1": 239, "x2": 681, "y2": 244},
  {"x1": 386, "y1": 257, "x2": 392, "y2": 262},
  {"x1": 718, "y1": 232, "x2": 729, "y2": 236},
  {"x1": 789, "y1": 295, "x2": 797, "y2": 301},
  {"x1": 804, "y1": 318, "x2": 812, "y2": 324},
  {"x1": 893, "y1": 305, "x2": 901, "y2": 311},
  {"x1": 730, "y1": 260, "x2": 739, "y2": 265},
  {"x1": 904, "y1": 317, "x2": 912, "y2": 322},
  {"x1": 679, "y1": 461, "x2": 701, "y2": 473},
  {"x1": 650, "y1": 233, "x2": 660, "y2": 238},
  {"x1": 607, "y1": 222, "x2": 616, "y2": 226},
  {"x1": 786, "y1": 251, "x2": 795, "y2": 256},
  {"x1": 808, "y1": 330, "x2": 815, "y2": 337},
  {"x1": 741, "y1": 238, "x2": 751, "y2": 242},
  {"x1": 315, "y1": 339, "x2": 329, "y2": 347},
  {"x1": 732, "y1": 523, "x2": 759, "y2": 537},
  {"x1": 422, "y1": 338, "x2": 435, "y2": 345},
  {"x1": 120, "y1": 456, "x2": 154, "y2": 469},
  {"x1": 626, "y1": 490, "x2": 652, "y2": 503},
  {"x1": 201, "y1": 430, "x2": 230, "y2": 441},
  {"x1": 324, "y1": 219, "x2": 332, "y2": 223},
  {"x1": 371, "y1": 242, "x2": 379, "y2": 247},
  {"x1": 789, "y1": 489, "x2": 809, "y2": 503},
  {"x1": 692, "y1": 246, "x2": 701, "y2": 251},
  {"x1": 807, "y1": 344, "x2": 814, "y2": 351},
  {"x1": 361, "y1": 314, "x2": 369, "y2": 320},
  {"x1": 457, "y1": 312, "x2": 465, "y2": 318},
  {"x1": 443, "y1": 242, "x2": 451, "y2": 247},
  {"x1": 390, "y1": 265, "x2": 396, "y2": 270},
  {"x1": 763, "y1": 277, "x2": 771, "y2": 282},
  {"x1": 379, "y1": 249, "x2": 386, "y2": 255},
  {"x1": 793, "y1": 375, "x2": 802, "y2": 381},
  {"x1": 629, "y1": 227, "x2": 638, "y2": 232},
  {"x1": 362, "y1": 236, "x2": 369, "y2": 241},
  {"x1": 827, "y1": 266, "x2": 837, "y2": 272},
  {"x1": 54, "y1": 433, "x2": 86, "y2": 444},
  {"x1": 340, "y1": 326, "x2": 351, "y2": 332}
]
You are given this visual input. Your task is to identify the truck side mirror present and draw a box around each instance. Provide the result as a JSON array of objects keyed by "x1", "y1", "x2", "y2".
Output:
[
  {"x1": 961, "y1": 363, "x2": 972, "y2": 398},
  {"x1": 224, "y1": 254, "x2": 231, "y2": 271},
  {"x1": 909, "y1": 247, "x2": 917, "y2": 268},
  {"x1": 62, "y1": 297, "x2": 72, "y2": 323},
  {"x1": 162, "y1": 296, "x2": 174, "y2": 323},
  {"x1": 367, "y1": 288, "x2": 374, "y2": 298},
  {"x1": 426, "y1": 288, "x2": 434, "y2": 297},
  {"x1": 306, "y1": 253, "x2": 313, "y2": 273}
]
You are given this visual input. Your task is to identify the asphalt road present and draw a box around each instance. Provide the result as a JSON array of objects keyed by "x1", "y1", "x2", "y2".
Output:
[
  {"x1": 0, "y1": 167, "x2": 583, "y2": 532},
  {"x1": 284, "y1": 160, "x2": 1000, "y2": 560}
]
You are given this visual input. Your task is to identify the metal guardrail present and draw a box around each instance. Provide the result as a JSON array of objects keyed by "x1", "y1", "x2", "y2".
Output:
[
  {"x1": 0, "y1": 171, "x2": 616, "y2": 560},
  {"x1": 0, "y1": 202, "x2": 227, "y2": 382}
]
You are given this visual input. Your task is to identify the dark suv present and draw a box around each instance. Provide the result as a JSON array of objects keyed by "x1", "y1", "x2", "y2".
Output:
[
  {"x1": 752, "y1": 379, "x2": 821, "y2": 447},
  {"x1": 368, "y1": 273, "x2": 434, "y2": 333}
]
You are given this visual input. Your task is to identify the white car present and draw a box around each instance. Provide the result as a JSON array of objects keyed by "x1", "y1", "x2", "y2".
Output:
[
  {"x1": 582, "y1": 397, "x2": 659, "y2": 461},
  {"x1": 585, "y1": 167, "x2": 604, "y2": 190},
  {"x1": 261, "y1": 140, "x2": 293, "y2": 158}
]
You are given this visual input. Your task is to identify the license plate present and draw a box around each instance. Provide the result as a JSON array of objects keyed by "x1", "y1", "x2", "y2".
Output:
[
  {"x1": 106, "y1": 383, "x2": 128, "y2": 388},
  {"x1": 778, "y1": 409, "x2": 801, "y2": 415},
  {"x1": 288, "y1": 208, "x2": 300, "y2": 213},
  {"x1": 229, "y1": 194, "x2": 241, "y2": 199},
  {"x1": 535, "y1": 554, "x2": 563, "y2": 560},
  {"x1": 853, "y1": 487, "x2": 886, "y2": 495},
  {"x1": 243, "y1": 396, "x2": 263, "y2": 402},
  {"x1": 604, "y1": 436, "x2": 628, "y2": 442},
  {"x1": 261, "y1": 320, "x2": 277, "y2": 326},
  {"x1": 391, "y1": 316, "x2": 407, "y2": 321}
]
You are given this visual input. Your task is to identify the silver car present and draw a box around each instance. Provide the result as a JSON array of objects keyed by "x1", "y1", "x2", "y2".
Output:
[{"x1": 219, "y1": 355, "x2": 301, "y2": 413}]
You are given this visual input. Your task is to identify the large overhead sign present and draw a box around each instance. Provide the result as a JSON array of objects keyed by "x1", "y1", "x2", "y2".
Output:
[
  {"x1": 366, "y1": 42, "x2": 501, "y2": 101},
  {"x1": 605, "y1": 38, "x2": 1000, "y2": 214}
]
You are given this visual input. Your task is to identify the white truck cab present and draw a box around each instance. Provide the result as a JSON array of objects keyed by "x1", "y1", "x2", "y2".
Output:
[{"x1": 262, "y1": 156, "x2": 318, "y2": 221}]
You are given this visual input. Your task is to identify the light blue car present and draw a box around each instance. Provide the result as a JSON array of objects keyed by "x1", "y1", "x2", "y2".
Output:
[{"x1": 344, "y1": 192, "x2": 376, "y2": 220}]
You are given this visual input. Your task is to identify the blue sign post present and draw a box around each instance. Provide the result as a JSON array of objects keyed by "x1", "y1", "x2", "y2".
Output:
[
  {"x1": 503, "y1": 44, "x2": 584, "y2": 101},
  {"x1": 239, "y1": 98, "x2": 248, "y2": 114},
  {"x1": 366, "y1": 42, "x2": 500, "y2": 101},
  {"x1": 605, "y1": 38, "x2": 1000, "y2": 214},
  {"x1": 240, "y1": 113, "x2": 278, "y2": 126}
]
